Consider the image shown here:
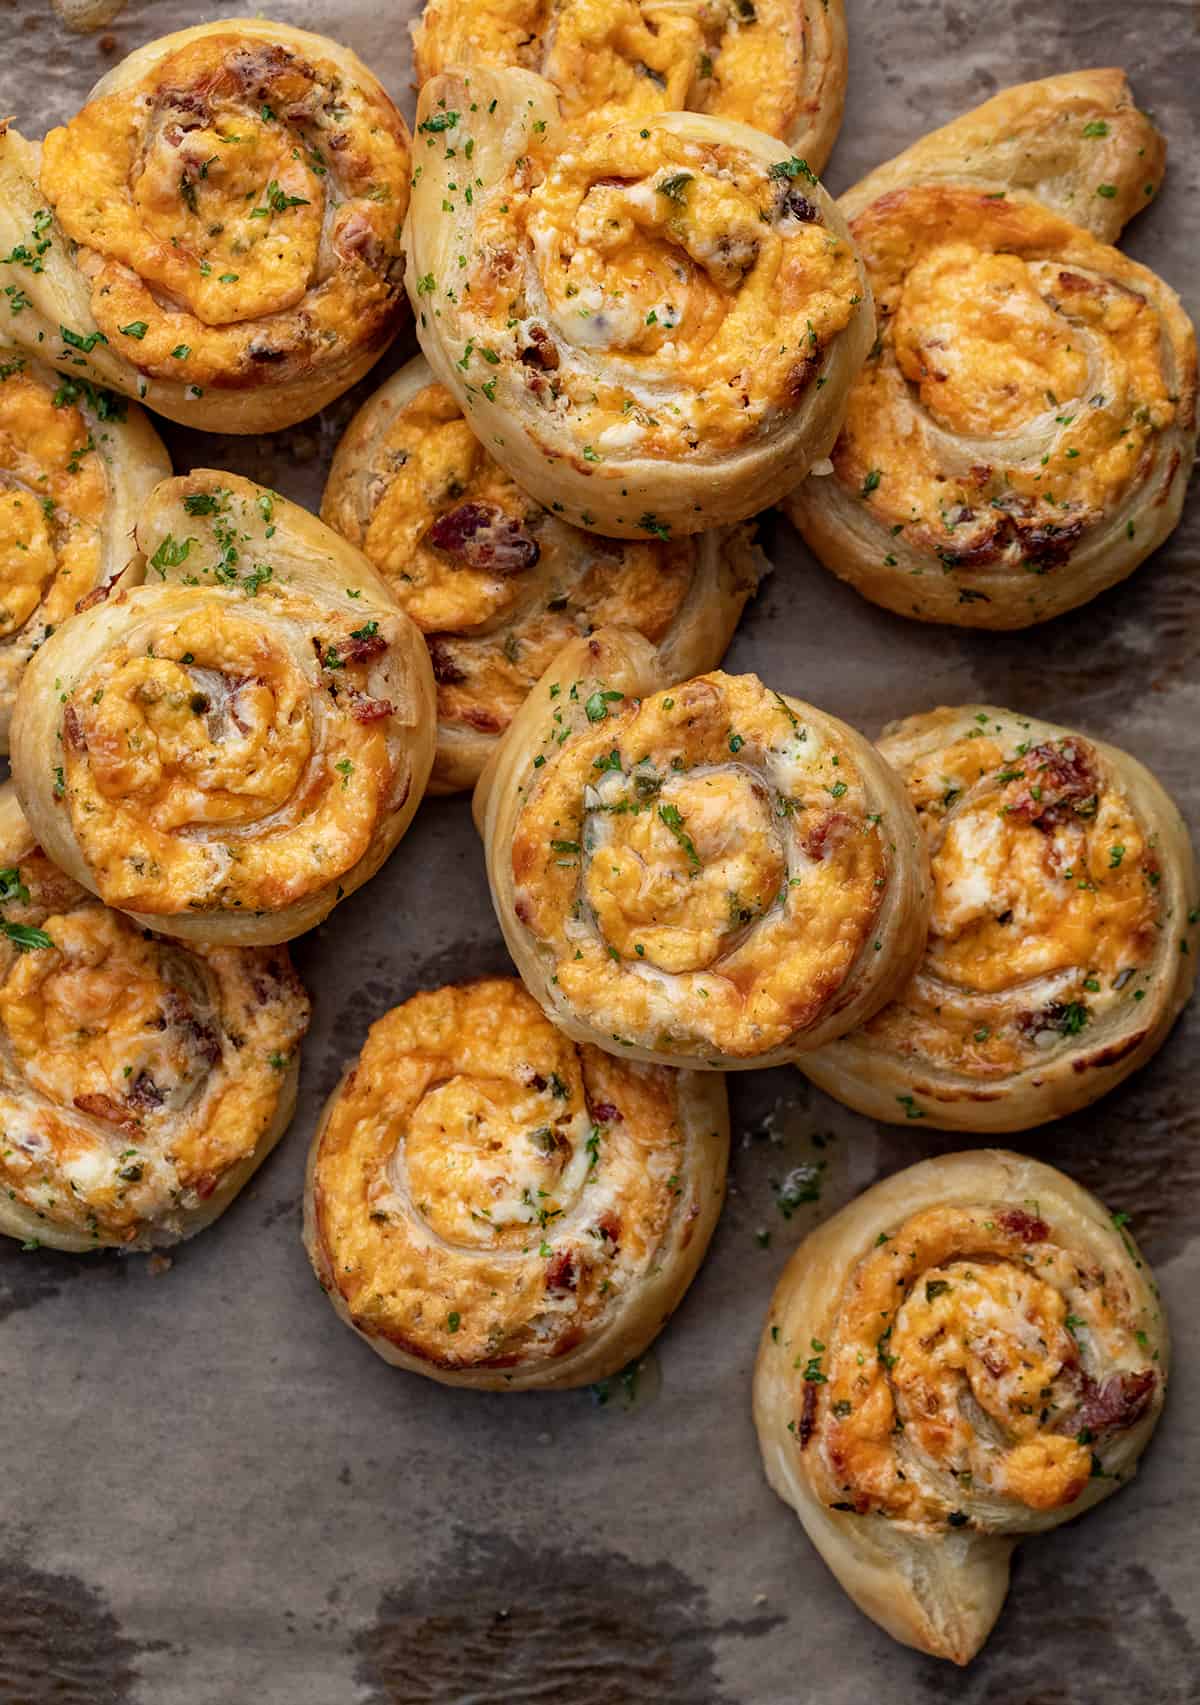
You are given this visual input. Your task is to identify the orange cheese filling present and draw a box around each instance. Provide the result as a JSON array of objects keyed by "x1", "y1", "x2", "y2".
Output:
[
  {"x1": 833, "y1": 189, "x2": 1177, "y2": 577},
  {"x1": 0, "y1": 363, "x2": 106, "y2": 643},
  {"x1": 0, "y1": 846, "x2": 308, "y2": 1243},
  {"x1": 310, "y1": 978, "x2": 701, "y2": 1370},
  {"x1": 322, "y1": 380, "x2": 699, "y2": 750},
  {"x1": 40, "y1": 32, "x2": 410, "y2": 389},
  {"x1": 415, "y1": 0, "x2": 814, "y2": 144},
  {"x1": 810, "y1": 1204, "x2": 1155, "y2": 1528},
  {"x1": 863, "y1": 723, "x2": 1160, "y2": 1076},
  {"x1": 462, "y1": 122, "x2": 858, "y2": 457},
  {"x1": 512, "y1": 670, "x2": 886, "y2": 1057}
]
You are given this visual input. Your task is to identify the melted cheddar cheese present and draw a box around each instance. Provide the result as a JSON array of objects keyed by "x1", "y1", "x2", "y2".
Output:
[
  {"x1": 460, "y1": 120, "x2": 858, "y2": 460},
  {"x1": 322, "y1": 379, "x2": 754, "y2": 786},
  {"x1": 414, "y1": 0, "x2": 817, "y2": 145},
  {"x1": 40, "y1": 31, "x2": 410, "y2": 391},
  {"x1": 511, "y1": 670, "x2": 887, "y2": 1058},
  {"x1": 834, "y1": 189, "x2": 1179, "y2": 585},
  {"x1": 863, "y1": 717, "x2": 1160, "y2": 1078},
  {"x1": 0, "y1": 843, "x2": 308, "y2": 1246},
  {"x1": 805, "y1": 1203, "x2": 1157, "y2": 1530},
  {"x1": 309, "y1": 978, "x2": 713, "y2": 1373}
]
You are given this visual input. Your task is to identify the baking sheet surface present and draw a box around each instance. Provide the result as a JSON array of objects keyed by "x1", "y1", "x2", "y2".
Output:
[{"x1": 1, "y1": 1, "x2": 1197, "y2": 1700}]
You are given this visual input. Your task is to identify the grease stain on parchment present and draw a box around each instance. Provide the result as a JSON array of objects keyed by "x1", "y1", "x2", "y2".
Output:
[
  {"x1": 353, "y1": 1531, "x2": 780, "y2": 1705},
  {"x1": 0, "y1": 1556, "x2": 148, "y2": 1705}
]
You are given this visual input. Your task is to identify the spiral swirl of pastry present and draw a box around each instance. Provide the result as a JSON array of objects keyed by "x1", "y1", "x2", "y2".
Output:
[
  {"x1": 0, "y1": 784, "x2": 309, "y2": 1253},
  {"x1": 473, "y1": 626, "x2": 930, "y2": 1069},
  {"x1": 0, "y1": 21, "x2": 412, "y2": 434},
  {"x1": 783, "y1": 71, "x2": 1197, "y2": 628},
  {"x1": 754, "y1": 1150, "x2": 1168, "y2": 1664},
  {"x1": 0, "y1": 346, "x2": 168, "y2": 749},
  {"x1": 322, "y1": 354, "x2": 762, "y2": 794},
  {"x1": 10, "y1": 471, "x2": 436, "y2": 947},
  {"x1": 304, "y1": 976, "x2": 728, "y2": 1389},
  {"x1": 404, "y1": 67, "x2": 874, "y2": 538},
  {"x1": 799, "y1": 705, "x2": 1198, "y2": 1131},
  {"x1": 412, "y1": 0, "x2": 847, "y2": 173}
]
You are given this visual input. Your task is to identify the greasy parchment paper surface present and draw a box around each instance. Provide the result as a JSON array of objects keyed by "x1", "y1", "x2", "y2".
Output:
[{"x1": 1, "y1": 2, "x2": 1197, "y2": 1700}]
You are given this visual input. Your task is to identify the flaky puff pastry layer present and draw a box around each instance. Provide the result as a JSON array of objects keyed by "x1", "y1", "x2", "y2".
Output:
[
  {"x1": 303, "y1": 977, "x2": 728, "y2": 1390},
  {"x1": 472, "y1": 627, "x2": 930, "y2": 1069},
  {"x1": 799, "y1": 705, "x2": 1198, "y2": 1131},
  {"x1": 754, "y1": 1150, "x2": 1167, "y2": 1664},
  {"x1": 0, "y1": 20, "x2": 412, "y2": 433},
  {"x1": 404, "y1": 68, "x2": 874, "y2": 539},
  {"x1": 0, "y1": 347, "x2": 168, "y2": 750},
  {"x1": 322, "y1": 354, "x2": 762, "y2": 793},
  {"x1": 0, "y1": 784, "x2": 309, "y2": 1253},
  {"x1": 412, "y1": 0, "x2": 847, "y2": 174},
  {"x1": 10, "y1": 471, "x2": 436, "y2": 947},
  {"x1": 783, "y1": 70, "x2": 1197, "y2": 628}
]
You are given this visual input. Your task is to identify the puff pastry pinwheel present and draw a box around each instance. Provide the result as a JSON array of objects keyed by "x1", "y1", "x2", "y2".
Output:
[
  {"x1": 472, "y1": 627, "x2": 930, "y2": 1069},
  {"x1": 322, "y1": 353, "x2": 761, "y2": 793},
  {"x1": 798, "y1": 705, "x2": 1198, "y2": 1131},
  {"x1": 0, "y1": 346, "x2": 168, "y2": 750},
  {"x1": 783, "y1": 70, "x2": 1198, "y2": 628},
  {"x1": 303, "y1": 976, "x2": 728, "y2": 1389},
  {"x1": 754, "y1": 1149, "x2": 1168, "y2": 1664},
  {"x1": 10, "y1": 471, "x2": 436, "y2": 947},
  {"x1": 404, "y1": 67, "x2": 874, "y2": 539},
  {"x1": 412, "y1": 0, "x2": 847, "y2": 173},
  {"x1": 0, "y1": 20, "x2": 412, "y2": 434},
  {"x1": 0, "y1": 783, "x2": 309, "y2": 1253}
]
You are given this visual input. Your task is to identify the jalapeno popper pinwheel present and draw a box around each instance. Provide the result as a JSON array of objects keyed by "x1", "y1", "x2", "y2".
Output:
[
  {"x1": 303, "y1": 976, "x2": 728, "y2": 1390},
  {"x1": 754, "y1": 1150, "x2": 1168, "y2": 1665},
  {"x1": 0, "y1": 783, "x2": 309, "y2": 1253},
  {"x1": 0, "y1": 347, "x2": 168, "y2": 750},
  {"x1": 472, "y1": 627, "x2": 930, "y2": 1069},
  {"x1": 412, "y1": 0, "x2": 847, "y2": 174},
  {"x1": 798, "y1": 705, "x2": 1198, "y2": 1131},
  {"x1": 10, "y1": 471, "x2": 436, "y2": 947},
  {"x1": 322, "y1": 353, "x2": 762, "y2": 793},
  {"x1": 0, "y1": 20, "x2": 412, "y2": 434},
  {"x1": 784, "y1": 70, "x2": 1197, "y2": 628},
  {"x1": 404, "y1": 68, "x2": 874, "y2": 539}
]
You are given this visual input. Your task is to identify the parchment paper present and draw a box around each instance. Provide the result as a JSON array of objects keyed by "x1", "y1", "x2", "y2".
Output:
[{"x1": 1, "y1": 2, "x2": 1197, "y2": 1700}]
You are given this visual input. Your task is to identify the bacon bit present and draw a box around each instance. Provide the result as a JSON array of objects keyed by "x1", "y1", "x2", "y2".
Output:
[
  {"x1": 429, "y1": 502, "x2": 540, "y2": 573},
  {"x1": 349, "y1": 693, "x2": 394, "y2": 723},
  {"x1": 1055, "y1": 270, "x2": 1104, "y2": 298},
  {"x1": 126, "y1": 1072, "x2": 165, "y2": 1112},
  {"x1": 1019, "y1": 517, "x2": 1085, "y2": 571},
  {"x1": 786, "y1": 353, "x2": 820, "y2": 399},
  {"x1": 801, "y1": 811, "x2": 852, "y2": 862},
  {"x1": 544, "y1": 1251, "x2": 576, "y2": 1293},
  {"x1": 161, "y1": 991, "x2": 222, "y2": 1068},
  {"x1": 597, "y1": 1212, "x2": 621, "y2": 1250},
  {"x1": 193, "y1": 1173, "x2": 219, "y2": 1200},
  {"x1": 146, "y1": 1253, "x2": 173, "y2": 1277},
  {"x1": 75, "y1": 572, "x2": 123, "y2": 614},
  {"x1": 591, "y1": 1102, "x2": 622, "y2": 1124},
  {"x1": 63, "y1": 705, "x2": 85, "y2": 751},
  {"x1": 247, "y1": 341, "x2": 288, "y2": 364},
  {"x1": 997, "y1": 1207, "x2": 1049, "y2": 1244},
  {"x1": 73, "y1": 1093, "x2": 141, "y2": 1136},
  {"x1": 778, "y1": 188, "x2": 819, "y2": 223},
  {"x1": 1005, "y1": 740, "x2": 1099, "y2": 831},
  {"x1": 798, "y1": 1382, "x2": 818, "y2": 1450},
  {"x1": 343, "y1": 632, "x2": 388, "y2": 665},
  {"x1": 1075, "y1": 1368, "x2": 1156, "y2": 1435},
  {"x1": 968, "y1": 464, "x2": 993, "y2": 489},
  {"x1": 520, "y1": 324, "x2": 559, "y2": 371},
  {"x1": 427, "y1": 638, "x2": 467, "y2": 685},
  {"x1": 335, "y1": 209, "x2": 384, "y2": 272},
  {"x1": 462, "y1": 705, "x2": 503, "y2": 734}
]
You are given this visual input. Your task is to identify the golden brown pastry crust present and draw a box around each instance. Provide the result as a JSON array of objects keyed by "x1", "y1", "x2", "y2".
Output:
[
  {"x1": 404, "y1": 67, "x2": 874, "y2": 538},
  {"x1": 412, "y1": 0, "x2": 847, "y2": 173},
  {"x1": 0, "y1": 345, "x2": 168, "y2": 750},
  {"x1": 798, "y1": 705, "x2": 1198, "y2": 1131},
  {"x1": 322, "y1": 354, "x2": 763, "y2": 793},
  {"x1": 783, "y1": 71, "x2": 1197, "y2": 628},
  {"x1": 472, "y1": 626, "x2": 930, "y2": 1068},
  {"x1": 0, "y1": 21, "x2": 412, "y2": 433},
  {"x1": 10, "y1": 471, "x2": 436, "y2": 947},
  {"x1": 754, "y1": 1150, "x2": 1168, "y2": 1664},
  {"x1": 303, "y1": 976, "x2": 728, "y2": 1390},
  {"x1": 0, "y1": 784, "x2": 309, "y2": 1253}
]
